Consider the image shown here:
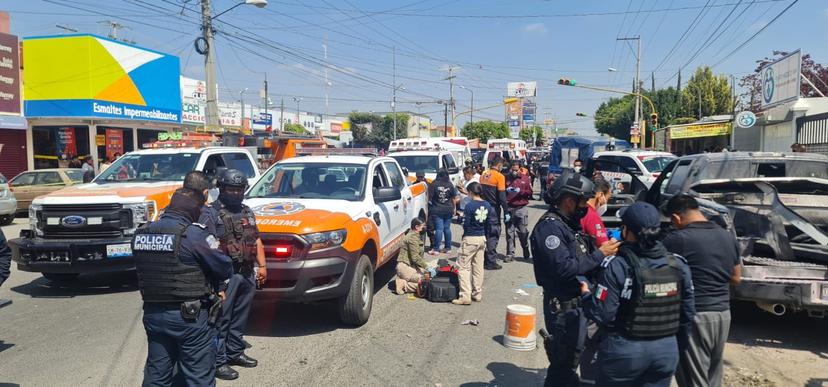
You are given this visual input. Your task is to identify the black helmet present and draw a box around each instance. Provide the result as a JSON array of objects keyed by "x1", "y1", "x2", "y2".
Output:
[
  {"x1": 548, "y1": 170, "x2": 595, "y2": 203},
  {"x1": 217, "y1": 168, "x2": 249, "y2": 189}
]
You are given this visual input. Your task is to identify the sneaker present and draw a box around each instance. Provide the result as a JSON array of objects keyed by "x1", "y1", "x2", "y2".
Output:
[
  {"x1": 441, "y1": 248, "x2": 451, "y2": 254},
  {"x1": 472, "y1": 294, "x2": 482, "y2": 302},
  {"x1": 394, "y1": 278, "x2": 406, "y2": 295},
  {"x1": 428, "y1": 250, "x2": 438, "y2": 256},
  {"x1": 484, "y1": 263, "x2": 502, "y2": 270},
  {"x1": 452, "y1": 298, "x2": 471, "y2": 305}
]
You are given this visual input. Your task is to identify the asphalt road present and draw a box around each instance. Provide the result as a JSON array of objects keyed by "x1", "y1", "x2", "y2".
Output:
[
  {"x1": 0, "y1": 201, "x2": 551, "y2": 387},
  {"x1": 2, "y1": 198, "x2": 826, "y2": 387}
]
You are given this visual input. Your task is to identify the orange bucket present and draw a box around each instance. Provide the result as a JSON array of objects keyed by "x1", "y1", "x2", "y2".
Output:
[{"x1": 503, "y1": 304, "x2": 537, "y2": 351}]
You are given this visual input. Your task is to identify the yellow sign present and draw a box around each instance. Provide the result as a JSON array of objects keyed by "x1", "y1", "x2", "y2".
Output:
[
  {"x1": 669, "y1": 122, "x2": 731, "y2": 140},
  {"x1": 96, "y1": 134, "x2": 105, "y2": 146},
  {"x1": 342, "y1": 121, "x2": 351, "y2": 131}
]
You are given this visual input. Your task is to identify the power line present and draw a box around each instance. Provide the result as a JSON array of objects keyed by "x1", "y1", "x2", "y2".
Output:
[
  {"x1": 651, "y1": 0, "x2": 714, "y2": 74},
  {"x1": 711, "y1": 0, "x2": 799, "y2": 68}
]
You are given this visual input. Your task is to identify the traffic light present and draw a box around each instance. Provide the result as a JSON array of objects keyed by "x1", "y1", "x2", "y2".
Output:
[
  {"x1": 558, "y1": 78, "x2": 576, "y2": 86},
  {"x1": 576, "y1": 112, "x2": 587, "y2": 117},
  {"x1": 650, "y1": 113, "x2": 658, "y2": 127}
]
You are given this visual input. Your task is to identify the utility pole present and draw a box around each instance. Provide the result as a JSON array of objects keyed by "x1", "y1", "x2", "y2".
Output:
[
  {"x1": 201, "y1": 0, "x2": 219, "y2": 131},
  {"x1": 279, "y1": 97, "x2": 285, "y2": 133},
  {"x1": 293, "y1": 97, "x2": 302, "y2": 130},
  {"x1": 263, "y1": 73, "x2": 268, "y2": 119},
  {"x1": 323, "y1": 36, "x2": 329, "y2": 120},
  {"x1": 618, "y1": 36, "x2": 641, "y2": 148},
  {"x1": 99, "y1": 21, "x2": 126, "y2": 40},
  {"x1": 443, "y1": 102, "x2": 448, "y2": 136},
  {"x1": 698, "y1": 88, "x2": 702, "y2": 119},
  {"x1": 444, "y1": 66, "x2": 457, "y2": 134},
  {"x1": 239, "y1": 88, "x2": 246, "y2": 132},
  {"x1": 392, "y1": 46, "x2": 397, "y2": 140}
]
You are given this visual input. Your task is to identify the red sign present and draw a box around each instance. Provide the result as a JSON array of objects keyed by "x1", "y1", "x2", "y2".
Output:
[
  {"x1": 105, "y1": 128, "x2": 124, "y2": 160},
  {"x1": 0, "y1": 32, "x2": 20, "y2": 115},
  {"x1": 57, "y1": 127, "x2": 77, "y2": 158},
  {"x1": 330, "y1": 122, "x2": 342, "y2": 134}
]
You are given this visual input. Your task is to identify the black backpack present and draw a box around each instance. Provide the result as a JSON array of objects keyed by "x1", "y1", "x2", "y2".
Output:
[{"x1": 418, "y1": 270, "x2": 459, "y2": 302}]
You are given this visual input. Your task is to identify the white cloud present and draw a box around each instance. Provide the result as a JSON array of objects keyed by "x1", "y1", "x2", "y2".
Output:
[{"x1": 522, "y1": 23, "x2": 548, "y2": 35}]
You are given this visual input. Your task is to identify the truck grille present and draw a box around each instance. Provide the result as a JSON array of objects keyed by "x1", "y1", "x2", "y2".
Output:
[
  {"x1": 40, "y1": 204, "x2": 130, "y2": 239},
  {"x1": 261, "y1": 233, "x2": 308, "y2": 262}
]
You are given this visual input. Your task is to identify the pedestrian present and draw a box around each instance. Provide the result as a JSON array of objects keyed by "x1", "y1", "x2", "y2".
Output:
[
  {"x1": 416, "y1": 171, "x2": 437, "y2": 251},
  {"x1": 453, "y1": 182, "x2": 496, "y2": 305},
  {"x1": 133, "y1": 188, "x2": 233, "y2": 387},
  {"x1": 479, "y1": 156, "x2": 508, "y2": 270},
  {"x1": 573, "y1": 159, "x2": 583, "y2": 173},
  {"x1": 582, "y1": 201, "x2": 696, "y2": 387},
  {"x1": 211, "y1": 169, "x2": 266, "y2": 380},
  {"x1": 428, "y1": 168, "x2": 459, "y2": 255},
  {"x1": 791, "y1": 143, "x2": 806, "y2": 152},
  {"x1": 505, "y1": 161, "x2": 532, "y2": 262},
  {"x1": 580, "y1": 178, "x2": 612, "y2": 248},
  {"x1": 81, "y1": 155, "x2": 95, "y2": 182},
  {"x1": 456, "y1": 166, "x2": 480, "y2": 212},
  {"x1": 395, "y1": 218, "x2": 434, "y2": 294},
  {"x1": 663, "y1": 194, "x2": 741, "y2": 387},
  {"x1": 529, "y1": 171, "x2": 620, "y2": 387}
]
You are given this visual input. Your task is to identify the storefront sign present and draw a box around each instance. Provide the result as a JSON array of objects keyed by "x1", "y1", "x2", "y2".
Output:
[
  {"x1": 736, "y1": 111, "x2": 757, "y2": 128},
  {"x1": 253, "y1": 112, "x2": 272, "y2": 125},
  {"x1": 182, "y1": 99, "x2": 205, "y2": 125},
  {"x1": 330, "y1": 122, "x2": 342, "y2": 134},
  {"x1": 105, "y1": 128, "x2": 124, "y2": 159},
  {"x1": 760, "y1": 50, "x2": 801, "y2": 110},
  {"x1": 0, "y1": 32, "x2": 20, "y2": 115},
  {"x1": 180, "y1": 76, "x2": 207, "y2": 102},
  {"x1": 219, "y1": 104, "x2": 241, "y2": 127},
  {"x1": 158, "y1": 132, "x2": 183, "y2": 141},
  {"x1": 96, "y1": 134, "x2": 105, "y2": 146},
  {"x1": 670, "y1": 122, "x2": 732, "y2": 140},
  {"x1": 57, "y1": 127, "x2": 77, "y2": 158},
  {"x1": 23, "y1": 35, "x2": 181, "y2": 123}
]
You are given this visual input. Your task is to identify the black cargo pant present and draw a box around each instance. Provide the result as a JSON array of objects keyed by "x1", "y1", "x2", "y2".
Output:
[
  {"x1": 542, "y1": 292, "x2": 587, "y2": 387},
  {"x1": 484, "y1": 205, "x2": 502, "y2": 265}
]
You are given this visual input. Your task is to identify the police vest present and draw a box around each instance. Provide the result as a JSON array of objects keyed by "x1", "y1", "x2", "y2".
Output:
[
  {"x1": 616, "y1": 247, "x2": 683, "y2": 339},
  {"x1": 132, "y1": 223, "x2": 210, "y2": 303},
  {"x1": 216, "y1": 204, "x2": 258, "y2": 263},
  {"x1": 532, "y1": 210, "x2": 593, "y2": 290}
]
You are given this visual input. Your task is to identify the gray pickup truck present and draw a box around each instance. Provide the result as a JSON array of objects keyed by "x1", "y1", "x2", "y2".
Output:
[{"x1": 594, "y1": 152, "x2": 828, "y2": 318}]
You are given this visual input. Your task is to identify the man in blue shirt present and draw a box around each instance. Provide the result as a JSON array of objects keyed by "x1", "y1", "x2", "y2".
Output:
[{"x1": 453, "y1": 182, "x2": 497, "y2": 305}]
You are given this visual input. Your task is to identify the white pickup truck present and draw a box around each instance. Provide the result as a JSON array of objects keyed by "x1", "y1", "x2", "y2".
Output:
[
  {"x1": 245, "y1": 152, "x2": 428, "y2": 325},
  {"x1": 10, "y1": 146, "x2": 260, "y2": 282}
]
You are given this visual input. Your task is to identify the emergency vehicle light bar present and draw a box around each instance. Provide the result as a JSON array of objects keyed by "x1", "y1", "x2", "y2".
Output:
[{"x1": 296, "y1": 148, "x2": 378, "y2": 157}]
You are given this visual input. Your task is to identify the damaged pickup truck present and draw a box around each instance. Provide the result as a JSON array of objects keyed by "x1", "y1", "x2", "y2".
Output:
[{"x1": 606, "y1": 152, "x2": 828, "y2": 317}]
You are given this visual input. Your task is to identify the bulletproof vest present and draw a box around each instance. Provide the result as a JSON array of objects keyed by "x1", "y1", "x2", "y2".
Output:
[
  {"x1": 132, "y1": 223, "x2": 210, "y2": 303},
  {"x1": 616, "y1": 247, "x2": 683, "y2": 339},
  {"x1": 216, "y1": 204, "x2": 258, "y2": 263}
]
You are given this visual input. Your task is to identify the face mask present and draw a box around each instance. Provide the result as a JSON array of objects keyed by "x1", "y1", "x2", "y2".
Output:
[
  {"x1": 574, "y1": 167, "x2": 582, "y2": 173},
  {"x1": 510, "y1": 171, "x2": 519, "y2": 177},
  {"x1": 597, "y1": 204, "x2": 608, "y2": 216},
  {"x1": 219, "y1": 191, "x2": 244, "y2": 210}
]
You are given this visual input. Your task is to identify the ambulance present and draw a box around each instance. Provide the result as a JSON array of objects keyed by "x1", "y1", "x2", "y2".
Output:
[
  {"x1": 483, "y1": 138, "x2": 527, "y2": 169},
  {"x1": 10, "y1": 135, "x2": 261, "y2": 283},
  {"x1": 245, "y1": 149, "x2": 428, "y2": 325},
  {"x1": 388, "y1": 137, "x2": 472, "y2": 169},
  {"x1": 387, "y1": 138, "x2": 467, "y2": 186}
]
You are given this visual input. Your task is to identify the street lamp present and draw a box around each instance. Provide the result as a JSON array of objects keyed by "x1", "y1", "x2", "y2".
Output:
[
  {"x1": 459, "y1": 85, "x2": 474, "y2": 129},
  {"x1": 239, "y1": 88, "x2": 248, "y2": 130},
  {"x1": 392, "y1": 84, "x2": 405, "y2": 140},
  {"x1": 198, "y1": 0, "x2": 268, "y2": 131},
  {"x1": 607, "y1": 67, "x2": 618, "y2": 72},
  {"x1": 292, "y1": 97, "x2": 302, "y2": 130}
]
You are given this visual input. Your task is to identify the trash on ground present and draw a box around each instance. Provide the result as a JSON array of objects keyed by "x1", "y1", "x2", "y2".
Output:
[
  {"x1": 520, "y1": 283, "x2": 538, "y2": 289},
  {"x1": 460, "y1": 319, "x2": 480, "y2": 326},
  {"x1": 515, "y1": 289, "x2": 530, "y2": 296}
]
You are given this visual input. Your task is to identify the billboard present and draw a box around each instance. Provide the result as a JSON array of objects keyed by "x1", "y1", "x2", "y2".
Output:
[
  {"x1": 507, "y1": 81, "x2": 537, "y2": 97},
  {"x1": 181, "y1": 76, "x2": 207, "y2": 102},
  {"x1": 0, "y1": 32, "x2": 20, "y2": 115},
  {"x1": 182, "y1": 98, "x2": 205, "y2": 125},
  {"x1": 760, "y1": 50, "x2": 801, "y2": 110},
  {"x1": 23, "y1": 34, "x2": 181, "y2": 123}
]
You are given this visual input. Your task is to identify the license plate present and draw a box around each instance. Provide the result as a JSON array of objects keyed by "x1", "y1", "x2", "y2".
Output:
[{"x1": 106, "y1": 243, "x2": 132, "y2": 258}]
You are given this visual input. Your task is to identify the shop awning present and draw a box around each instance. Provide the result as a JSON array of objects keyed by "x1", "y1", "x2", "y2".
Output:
[{"x1": 0, "y1": 115, "x2": 27, "y2": 130}]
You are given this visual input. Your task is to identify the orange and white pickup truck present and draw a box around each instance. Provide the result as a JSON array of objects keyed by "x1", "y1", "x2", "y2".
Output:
[
  {"x1": 245, "y1": 152, "x2": 428, "y2": 325},
  {"x1": 10, "y1": 146, "x2": 260, "y2": 282}
]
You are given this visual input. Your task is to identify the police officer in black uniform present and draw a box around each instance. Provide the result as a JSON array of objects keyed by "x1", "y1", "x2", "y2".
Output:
[
  {"x1": 0, "y1": 228, "x2": 12, "y2": 308},
  {"x1": 134, "y1": 188, "x2": 233, "y2": 387},
  {"x1": 530, "y1": 170, "x2": 620, "y2": 387},
  {"x1": 212, "y1": 169, "x2": 266, "y2": 381},
  {"x1": 581, "y1": 201, "x2": 695, "y2": 386}
]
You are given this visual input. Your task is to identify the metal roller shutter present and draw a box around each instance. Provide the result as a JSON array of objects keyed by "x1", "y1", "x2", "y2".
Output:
[{"x1": 0, "y1": 129, "x2": 28, "y2": 180}]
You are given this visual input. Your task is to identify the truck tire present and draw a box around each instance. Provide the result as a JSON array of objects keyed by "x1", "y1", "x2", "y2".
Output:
[
  {"x1": 338, "y1": 254, "x2": 373, "y2": 326},
  {"x1": 0, "y1": 214, "x2": 13, "y2": 226},
  {"x1": 42, "y1": 273, "x2": 79, "y2": 283}
]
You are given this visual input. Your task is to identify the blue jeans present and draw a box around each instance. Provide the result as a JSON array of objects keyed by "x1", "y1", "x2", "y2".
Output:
[
  {"x1": 433, "y1": 214, "x2": 452, "y2": 251},
  {"x1": 142, "y1": 304, "x2": 215, "y2": 387}
]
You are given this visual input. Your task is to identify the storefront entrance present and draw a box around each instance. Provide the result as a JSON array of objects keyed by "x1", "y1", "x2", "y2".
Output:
[{"x1": 32, "y1": 126, "x2": 90, "y2": 169}]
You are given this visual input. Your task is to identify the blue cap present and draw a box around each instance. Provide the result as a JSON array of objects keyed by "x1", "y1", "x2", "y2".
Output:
[{"x1": 618, "y1": 201, "x2": 661, "y2": 234}]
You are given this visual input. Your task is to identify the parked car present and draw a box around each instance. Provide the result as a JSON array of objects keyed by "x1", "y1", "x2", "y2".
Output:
[
  {"x1": 9, "y1": 169, "x2": 85, "y2": 213},
  {"x1": 0, "y1": 173, "x2": 16, "y2": 225},
  {"x1": 592, "y1": 150, "x2": 676, "y2": 189}
]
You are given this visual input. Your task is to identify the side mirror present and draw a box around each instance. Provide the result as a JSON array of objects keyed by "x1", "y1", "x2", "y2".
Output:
[
  {"x1": 373, "y1": 187, "x2": 402, "y2": 204},
  {"x1": 447, "y1": 167, "x2": 459, "y2": 175}
]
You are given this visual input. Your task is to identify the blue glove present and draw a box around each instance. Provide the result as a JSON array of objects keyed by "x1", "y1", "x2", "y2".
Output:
[
  {"x1": 512, "y1": 187, "x2": 520, "y2": 193},
  {"x1": 427, "y1": 267, "x2": 437, "y2": 277},
  {"x1": 504, "y1": 213, "x2": 511, "y2": 223}
]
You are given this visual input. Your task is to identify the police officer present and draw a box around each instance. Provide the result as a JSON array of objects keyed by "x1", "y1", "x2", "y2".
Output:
[
  {"x1": 212, "y1": 169, "x2": 266, "y2": 380},
  {"x1": 581, "y1": 202, "x2": 696, "y2": 386},
  {"x1": 134, "y1": 188, "x2": 233, "y2": 387},
  {"x1": 530, "y1": 170, "x2": 620, "y2": 387}
]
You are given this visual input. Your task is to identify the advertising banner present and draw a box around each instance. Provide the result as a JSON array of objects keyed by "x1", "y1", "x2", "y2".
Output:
[
  {"x1": 669, "y1": 122, "x2": 732, "y2": 140},
  {"x1": 253, "y1": 112, "x2": 272, "y2": 125},
  {"x1": 218, "y1": 104, "x2": 241, "y2": 127},
  {"x1": 180, "y1": 76, "x2": 207, "y2": 102},
  {"x1": 57, "y1": 127, "x2": 77, "y2": 158},
  {"x1": 182, "y1": 98, "x2": 205, "y2": 125},
  {"x1": 330, "y1": 122, "x2": 342, "y2": 134},
  {"x1": 105, "y1": 128, "x2": 124, "y2": 159},
  {"x1": 507, "y1": 81, "x2": 537, "y2": 97},
  {"x1": 760, "y1": 50, "x2": 801, "y2": 110},
  {"x1": 23, "y1": 35, "x2": 181, "y2": 123},
  {"x1": 0, "y1": 32, "x2": 20, "y2": 115}
]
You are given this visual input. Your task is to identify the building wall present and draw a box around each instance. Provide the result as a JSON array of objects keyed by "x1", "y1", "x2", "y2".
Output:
[
  {"x1": 762, "y1": 122, "x2": 796, "y2": 152},
  {"x1": 733, "y1": 126, "x2": 762, "y2": 151}
]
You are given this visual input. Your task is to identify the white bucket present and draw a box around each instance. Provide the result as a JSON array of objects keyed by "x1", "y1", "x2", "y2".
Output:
[{"x1": 502, "y1": 304, "x2": 537, "y2": 351}]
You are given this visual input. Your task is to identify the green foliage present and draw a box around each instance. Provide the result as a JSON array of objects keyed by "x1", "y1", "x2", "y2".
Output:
[
  {"x1": 682, "y1": 66, "x2": 733, "y2": 119},
  {"x1": 670, "y1": 117, "x2": 697, "y2": 125},
  {"x1": 283, "y1": 123, "x2": 306, "y2": 134},
  {"x1": 347, "y1": 112, "x2": 409, "y2": 148},
  {"x1": 519, "y1": 126, "x2": 544, "y2": 145},
  {"x1": 594, "y1": 94, "x2": 636, "y2": 140},
  {"x1": 460, "y1": 121, "x2": 509, "y2": 143}
]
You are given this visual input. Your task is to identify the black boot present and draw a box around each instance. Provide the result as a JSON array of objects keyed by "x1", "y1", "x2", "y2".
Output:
[
  {"x1": 229, "y1": 353, "x2": 258, "y2": 368},
  {"x1": 215, "y1": 364, "x2": 239, "y2": 380}
]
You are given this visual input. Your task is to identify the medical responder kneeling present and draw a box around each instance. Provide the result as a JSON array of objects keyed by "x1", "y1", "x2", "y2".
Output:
[
  {"x1": 134, "y1": 188, "x2": 233, "y2": 387},
  {"x1": 581, "y1": 201, "x2": 696, "y2": 387}
]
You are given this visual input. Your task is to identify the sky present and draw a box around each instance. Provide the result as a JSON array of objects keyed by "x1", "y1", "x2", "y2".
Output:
[{"x1": 6, "y1": 0, "x2": 828, "y2": 136}]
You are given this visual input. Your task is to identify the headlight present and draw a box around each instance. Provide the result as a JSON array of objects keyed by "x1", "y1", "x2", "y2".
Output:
[
  {"x1": 125, "y1": 201, "x2": 156, "y2": 227},
  {"x1": 29, "y1": 203, "x2": 42, "y2": 237},
  {"x1": 303, "y1": 229, "x2": 347, "y2": 251}
]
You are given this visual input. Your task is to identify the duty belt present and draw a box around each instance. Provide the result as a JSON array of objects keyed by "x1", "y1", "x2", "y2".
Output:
[{"x1": 552, "y1": 296, "x2": 581, "y2": 312}]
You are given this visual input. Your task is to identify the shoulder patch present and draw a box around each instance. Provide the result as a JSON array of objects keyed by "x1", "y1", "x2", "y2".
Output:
[
  {"x1": 206, "y1": 235, "x2": 220, "y2": 250},
  {"x1": 192, "y1": 223, "x2": 207, "y2": 229},
  {"x1": 601, "y1": 255, "x2": 617, "y2": 268},
  {"x1": 544, "y1": 235, "x2": 561, "y2": 250},
  {"x1": 672, "y1": 253, "x2": 688, "y2": 264}
]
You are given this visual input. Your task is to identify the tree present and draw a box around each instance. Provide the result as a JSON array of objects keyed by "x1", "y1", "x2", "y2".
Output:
[
  {"x1": 594, "y1": 87, "x2": 691, "y2": 143},
  {"x1": 739, "y1": 51, "x2": 828, "y2": 112},
  {"x1": 460, "y1": 120, "x2": 509, "y2": 144},
  {"x1": 347, "y1": 112, "x2": 408, "y2": 149},
  {"x1": 519, "y1": 126, "x2": 544, "y2": 145},
  {"x1": 681, "y1": 66, "x2": 733, "y2": 119},
  {"x1": 283, "y1": 123, "x2": 306, "y2": 134}
]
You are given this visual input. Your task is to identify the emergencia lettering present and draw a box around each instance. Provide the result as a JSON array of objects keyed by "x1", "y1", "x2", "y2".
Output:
[
  {"x1": 133, "y1": 234, "x2": 175, "y2": 252},
  {"x1": 257, "y1": 218, "x2": 302, "y2": 227}
]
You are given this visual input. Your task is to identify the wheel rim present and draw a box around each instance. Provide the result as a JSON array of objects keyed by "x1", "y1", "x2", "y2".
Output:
[{"x1": 360, "y1": 268, "x2": 370, "y2": 308}]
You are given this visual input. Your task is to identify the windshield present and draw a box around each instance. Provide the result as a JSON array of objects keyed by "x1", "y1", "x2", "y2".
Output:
[
  {"x1": 95, "y1": 153, "x2": 199, "y2": 183},
  {"x1": 641, "y1": 156, "x2": 675, "y2": 173},
  {"x1": 248, "y1": 163, "x2": 366, "y2": 201},
  {"x1": 390, "y1": 155, "x2": 438, "y2": 174},
  {"x1": 64, "y1": 170, "x2": 85, "y2": 183}
]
